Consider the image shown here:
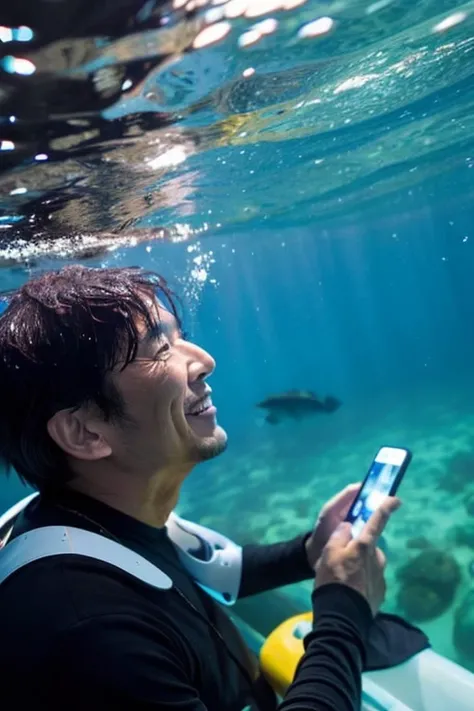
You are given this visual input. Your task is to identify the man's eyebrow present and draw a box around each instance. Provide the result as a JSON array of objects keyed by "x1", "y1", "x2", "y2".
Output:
[
  {"x1": 143, "y1": 317, "x2": 181, "y2": 342},
  {"x1": 143, "y1": 323, "x2": 165, "y2": 342}
]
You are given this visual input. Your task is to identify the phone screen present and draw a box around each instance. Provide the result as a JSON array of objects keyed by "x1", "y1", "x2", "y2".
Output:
[{"x1": 346, "y1": 446, "x2": 410, "y2": 538}]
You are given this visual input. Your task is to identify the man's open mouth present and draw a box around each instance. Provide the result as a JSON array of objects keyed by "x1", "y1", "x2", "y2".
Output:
[{"x1": 186, "y1": 395, "x2": 213, "y2": 416}]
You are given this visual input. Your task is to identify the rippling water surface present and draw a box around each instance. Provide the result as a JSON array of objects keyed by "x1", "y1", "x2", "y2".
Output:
[{"x1": 1, "y1": 0, "x2": 473, "y2": 263}]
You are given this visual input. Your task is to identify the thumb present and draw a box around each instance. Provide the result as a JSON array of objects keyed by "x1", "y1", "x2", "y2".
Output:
[{"x1": 326, "y1": 521, "x2": 353, "y2": 549}]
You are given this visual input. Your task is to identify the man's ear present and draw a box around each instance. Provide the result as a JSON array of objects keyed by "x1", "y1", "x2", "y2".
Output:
[{"x1": 47, "y1": 407, "x2": 112, "y2": 461}]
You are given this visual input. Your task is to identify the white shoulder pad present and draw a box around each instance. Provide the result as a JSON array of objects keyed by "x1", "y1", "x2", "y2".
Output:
[{"x1": 166, "y1": 512, "x2": 242, "y2": 606}]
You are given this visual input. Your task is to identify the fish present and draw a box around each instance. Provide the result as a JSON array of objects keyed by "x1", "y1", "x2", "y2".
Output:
[{"x1": 256, "y1": 390, "x2": 342, "y2": 425}]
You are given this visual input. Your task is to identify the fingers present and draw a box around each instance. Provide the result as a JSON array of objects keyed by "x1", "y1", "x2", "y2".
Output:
[
  {"x1": 344, "y1": 482, "x2": 362, "y2": 493},
  {"x1": 375, "y1": 546, "x2": 386, "y2": 570},
  {"x1": 340, "y1": 483, "x2": 362, "y2": 500},
  {"x1": 336, "y1": 484, "x2": 363, "y2": 520},
  {"x1": 324, "y1": 483, "x2": 362, "y2": 509},
  {"x1": 357, "y1": 496, "x2": 401, "y2": 547},
  {"x1": 324, "y1": 483, "x2": 362, "y2": 516},
  {"x1": 326, "y1": 521, "x2": 353, "y2": 549},
  {"x1": 342, "y1": 483, "x2": 362, "y2": 506}
]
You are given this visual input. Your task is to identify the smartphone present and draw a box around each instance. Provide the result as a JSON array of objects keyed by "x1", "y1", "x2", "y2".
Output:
[{"x1": 345, "y1": 446, "x2": 412, "y2": 539}]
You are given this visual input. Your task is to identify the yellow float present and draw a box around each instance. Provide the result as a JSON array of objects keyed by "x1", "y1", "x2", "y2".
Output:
[{"x1": 259, "y1": 611, "x2": 312, "y2": 697}]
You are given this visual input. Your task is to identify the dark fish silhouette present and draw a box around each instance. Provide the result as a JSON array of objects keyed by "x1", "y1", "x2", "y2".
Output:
[{"x1": 257, "y1": 390, "x2": 342, "y2": 425}]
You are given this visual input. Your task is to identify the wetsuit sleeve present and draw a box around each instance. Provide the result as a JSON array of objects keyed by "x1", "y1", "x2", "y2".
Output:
[
  {"x1": 240, "y1": 531, "x2": 313, "y2": 597},
  {"x1": 50, "y1": 583, "x2": 371, "y2": 711},
  {"x1": 278, "y1": 583, "x2": 372, "y2": 711}
]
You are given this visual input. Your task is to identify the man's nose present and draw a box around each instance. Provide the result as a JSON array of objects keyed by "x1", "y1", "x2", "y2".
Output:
[{"x1": 187, "y1": 343, "x2": 216, "y2": 382}]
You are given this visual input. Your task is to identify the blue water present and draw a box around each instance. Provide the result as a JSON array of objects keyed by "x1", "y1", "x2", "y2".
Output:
[
  {"x1": 1, "y1": 0, "x2": 474, "y2": 677},
  {"x1": 2, "y1": 206, "x2": 474, "y2": 666},
  {"x1": 182, "y1": 212, "x2": 474, "y2": 670},
  {"x1": 5, "y1": 207, "x2": 474, "y2": 666}
]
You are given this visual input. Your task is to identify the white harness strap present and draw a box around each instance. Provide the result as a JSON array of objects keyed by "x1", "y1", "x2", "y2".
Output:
[
  {"x1": 0, "y1": 525, "x2": 173, "y2": 590},
  {"x1": 0, "y1": 494, "x2": 242, "y2": 606}
]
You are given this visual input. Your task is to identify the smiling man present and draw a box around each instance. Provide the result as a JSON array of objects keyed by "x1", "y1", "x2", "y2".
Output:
[{"x1": 0, "y1": 265, "x2": 416, "y2": 711}]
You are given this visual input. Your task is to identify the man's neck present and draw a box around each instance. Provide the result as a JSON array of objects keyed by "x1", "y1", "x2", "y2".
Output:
[{"x1": 68, "y1": 463, "x2": 191, "y2": 528}]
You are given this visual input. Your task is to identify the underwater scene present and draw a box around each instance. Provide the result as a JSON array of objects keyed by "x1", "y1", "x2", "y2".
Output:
[{"x1": 1, "y1": 0, "x2": 474, "y2": 682}]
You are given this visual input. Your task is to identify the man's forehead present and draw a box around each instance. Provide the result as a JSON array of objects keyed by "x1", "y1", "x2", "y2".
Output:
[{"x1": 139, "y1": 299, "x2": 178, "y2": 340}]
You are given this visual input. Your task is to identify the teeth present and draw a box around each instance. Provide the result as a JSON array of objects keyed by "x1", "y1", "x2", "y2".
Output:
[{"x1": 188, "y1": 396, "x2": 212, "y2": 415}]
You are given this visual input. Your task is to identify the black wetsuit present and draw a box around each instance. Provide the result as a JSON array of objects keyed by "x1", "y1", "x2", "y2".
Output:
[{"x1": 0, "y1": 489, "x2": 426, "y2": 710}]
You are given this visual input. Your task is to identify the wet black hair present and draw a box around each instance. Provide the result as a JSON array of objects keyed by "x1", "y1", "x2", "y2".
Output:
[{"x1": 0, "y1": 264, "x2": 181, "y2": 491}]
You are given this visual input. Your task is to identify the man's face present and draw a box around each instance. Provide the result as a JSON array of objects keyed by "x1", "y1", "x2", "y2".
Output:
[{"x1": 105, "y1": 302, "x2": 227, "y2": 475}]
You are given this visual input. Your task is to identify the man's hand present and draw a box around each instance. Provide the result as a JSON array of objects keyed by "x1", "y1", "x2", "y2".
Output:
[
  {"x1": 314, "y1": 497, "x2": 401, "y2": 616},
  {"x1": 305, "y1": 483, "x2": 361, "y2": 570}
]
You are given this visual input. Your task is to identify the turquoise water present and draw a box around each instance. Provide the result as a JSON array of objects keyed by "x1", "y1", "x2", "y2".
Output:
[{"x1": 1, "y1": 0, "x2": 474, "y2": 675}]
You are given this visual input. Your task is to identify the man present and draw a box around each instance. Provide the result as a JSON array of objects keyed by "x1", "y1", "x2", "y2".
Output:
[{"x1": 0, "y1": 265, "x2": 416, "y2": 710}]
